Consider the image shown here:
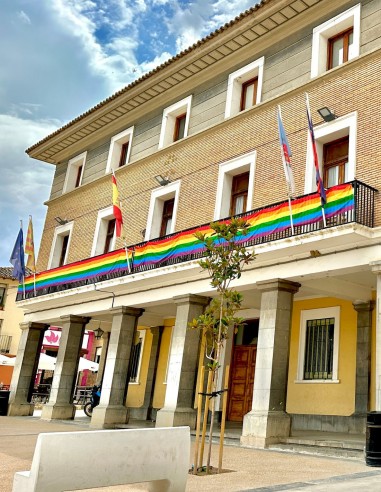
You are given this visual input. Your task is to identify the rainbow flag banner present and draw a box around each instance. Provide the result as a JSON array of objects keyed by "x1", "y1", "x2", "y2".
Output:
[{"x1": 19, "y1": 183, "x2": 355, "y2": 300}]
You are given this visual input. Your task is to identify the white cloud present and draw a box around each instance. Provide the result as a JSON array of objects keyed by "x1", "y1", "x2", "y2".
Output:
[{"x1": 17, "y1": 10, "x2": 31, "y2": 25}]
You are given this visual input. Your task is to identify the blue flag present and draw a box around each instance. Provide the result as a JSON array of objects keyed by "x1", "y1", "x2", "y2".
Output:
[{"x1": 9, "y1": 228, "x2": 25, "y2": 283}]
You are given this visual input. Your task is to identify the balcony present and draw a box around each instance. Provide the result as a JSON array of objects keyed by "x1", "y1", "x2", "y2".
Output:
[{"x1": 17, "y1": 181, "x2": 377, "y2": 302}]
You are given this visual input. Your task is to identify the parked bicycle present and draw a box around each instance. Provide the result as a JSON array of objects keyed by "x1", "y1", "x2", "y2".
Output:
[{"x1": 84, "y1": 385, "x2": 101, "y2": 417}]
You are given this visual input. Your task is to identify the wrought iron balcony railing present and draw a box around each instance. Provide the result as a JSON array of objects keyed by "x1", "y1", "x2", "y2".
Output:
[{"x1": 17, "y1": 180, "x2": 377, "y2": 301}]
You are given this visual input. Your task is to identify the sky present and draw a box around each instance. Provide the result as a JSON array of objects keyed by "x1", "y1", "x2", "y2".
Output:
[{"x1": 0, "y1": 0, "x2": 257, "y2": 267}]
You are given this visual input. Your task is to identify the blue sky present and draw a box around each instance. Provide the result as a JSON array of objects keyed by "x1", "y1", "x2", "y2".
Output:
[{"x1": 0, "y1": 0, "x2": 256, "y2": 266}]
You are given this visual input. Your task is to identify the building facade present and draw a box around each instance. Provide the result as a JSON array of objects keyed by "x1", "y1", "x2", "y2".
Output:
[{"x1": 8, "y1": 0, "x2": 381, "y2": 446}]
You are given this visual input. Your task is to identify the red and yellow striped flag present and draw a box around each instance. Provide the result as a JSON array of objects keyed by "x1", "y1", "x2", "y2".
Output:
[
  {"x1": 112, "y1": 172, "x2": 124, "y2": 238},
  {"x1": 25, "y1": 216, "x2": 36, "y2": 272}
]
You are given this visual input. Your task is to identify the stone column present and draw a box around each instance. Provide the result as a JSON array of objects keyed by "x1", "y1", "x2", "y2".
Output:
[
  {"x1": 91, "y1": 307, "x2": 144, "y2": 429},
  {"x1": 41, "y1": 315, "x2": 90, "y2": 420},
  {"x1": 241, "y1": 279, "x2": 300, "y2": 448},
  {"x1": 156, "y1": 294, "x2": 209, "y2": 428},
  {"x1": 96, "y1": 331, "x2": 110, "y2": 386},
  {"x1": 130, "y1": 326, "x2": 163, "y2": 421},
  {"x1": 353, "y1": 301, "x2": 374, "y2": 416},
  {"x1": 8, "y1": 322, "x2": 49, "y2": 416},
  {"x1": 371, "y1": 261, "x2": 381, "y2": 410}
]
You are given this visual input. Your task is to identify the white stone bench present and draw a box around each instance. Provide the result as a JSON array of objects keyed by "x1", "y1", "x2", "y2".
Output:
[{"x1": 13, "y1": 426, "x2": 190, "y2": 492}]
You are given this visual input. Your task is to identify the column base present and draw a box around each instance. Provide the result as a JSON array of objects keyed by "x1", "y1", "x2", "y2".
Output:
[
  {"x1": 41, "y1": 403, "x2": 76, "y2": 420},
  {"x1": 90, "y1": 405, "x2": 129, "y2": 429},
  {"x1": 241, "y1": 410, "x2": 291, "y2": 448},
  {"x1": 7, "y1": 402, "x2": 34, "y2": 417},
  {"x1": 156, "y1": 407, "x2": 196, "y2": 428},
  {"x1": 129, "y1": 406, "x2": 149, "y2": 421}
]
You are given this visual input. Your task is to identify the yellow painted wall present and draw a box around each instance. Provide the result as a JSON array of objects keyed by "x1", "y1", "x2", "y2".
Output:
[
  {"x1": 0, "y1": 278, "x2": 24, "y2": 355},
  {"x1": 287, "y1": 297, "x2": 357, "y2": 416},
  {"x1": 152, "y1": 320, "x2": 175, "y2": 409}
]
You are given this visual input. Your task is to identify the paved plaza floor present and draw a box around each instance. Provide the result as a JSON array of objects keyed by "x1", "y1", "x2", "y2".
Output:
[{"x1": 1, "y1": 413, "x2": 381, "y2": 492}]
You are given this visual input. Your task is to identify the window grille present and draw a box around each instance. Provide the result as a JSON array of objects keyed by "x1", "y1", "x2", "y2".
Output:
[
  {"x1": 129, "y1": 336, "x2": 143, "y2": 382},
  {"x1": 303, "y1": 317, "x2": 334, "y2": 379}
]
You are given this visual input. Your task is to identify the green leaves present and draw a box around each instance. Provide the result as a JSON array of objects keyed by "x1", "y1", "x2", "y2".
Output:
[{"x1": 189, "y1": 219, "x2": 255, "y2": 372}]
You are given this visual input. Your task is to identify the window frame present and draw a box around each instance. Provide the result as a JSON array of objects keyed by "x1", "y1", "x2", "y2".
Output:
[
  {"x1": 129, "y1": 329, "x2": 146, "y2": 384},
  {"x1": 225, "y1": 57, "x2": 264, "y2": 118},
  {"x1": 91, "y1": 206, "x2": 116, "y2": 257},
  {"x1": 145, "y1": 181, "x2": 181, "y2": 241},
  {"x1": 311, "y1": 4, "x2": 360, "y2": 78},
  {"x1": 327, "y1": 27, "x2": 354, "y2": 70},
  {"x1": 62, "y1": 152, "x2": 87, "y2": 193},
  {"x1": 214, "y1": 151, "x2": 256, "y2": 220},
  {"x1": 158, "y1": 96, "x2": 192, "y2": 149},
  {"x1": 105, "y1": 126, "x2": 134, "y2": 174},
  {"x1": 48, "y1": 222, "x2": 74, "y2": 269},
  {"x1": 297, "y1": 306, "x2": 340, "y2": 383},
  {"x1": 0, "y1": 285, "x2": 6, "y2": 309},
  {"x1": 304, "y1": 112, "x2": 357, "y2": 195}
]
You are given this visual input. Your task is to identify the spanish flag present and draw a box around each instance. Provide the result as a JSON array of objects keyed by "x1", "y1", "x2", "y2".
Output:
[
  {"x1": 25, "y1": 216, "x2": 36, "y2": 272},
  {"x1": 112, "y1": 172, "x2": 124, "y2": 238}
]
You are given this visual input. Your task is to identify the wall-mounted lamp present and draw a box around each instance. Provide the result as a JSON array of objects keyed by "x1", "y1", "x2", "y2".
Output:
[
  {"x1": 317, "y1": 107, "x2": 337, "y2": 122},
  {"x1": 54, "y1": 216, "x2": 69, "y2": 225},
  {"x1": 154, "y1": 175, "x2": 171, "y2": 186},
  {"x1": 94, "y1": 323, "x2": 104, "y2": 340}
]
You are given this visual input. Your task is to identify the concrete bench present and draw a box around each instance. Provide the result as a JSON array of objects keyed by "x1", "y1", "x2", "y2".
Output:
[{"x1": 13, "y1": 426, "x2": 190, "y2": 492}]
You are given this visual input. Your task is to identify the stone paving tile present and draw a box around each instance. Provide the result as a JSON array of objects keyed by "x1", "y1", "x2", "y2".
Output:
[{"x1": 0, "y1": 416, "x2": 376, "y2": 492}]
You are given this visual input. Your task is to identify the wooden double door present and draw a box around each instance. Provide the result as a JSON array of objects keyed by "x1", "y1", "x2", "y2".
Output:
[{"x1": 227, "y1": 345, "x2": 257, "y2": 422}]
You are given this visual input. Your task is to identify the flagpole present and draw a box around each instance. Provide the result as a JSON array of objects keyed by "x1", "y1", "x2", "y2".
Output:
[
  {"x1": 20, "y1": 220, "x2": 25, "y2": 300},
  {"x1": 277, "y1": 105, "x2": 295, "y2": 235},
  {"x1": 305, "y1": 93, "x2": 327, "y2": 227},
  {"x1": 124, "y1": 241, "x2": 131, "y2": 274}
]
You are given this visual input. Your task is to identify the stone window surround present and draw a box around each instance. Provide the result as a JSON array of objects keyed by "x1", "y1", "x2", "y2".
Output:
[
  {"x1": 158, "y1": 96, "x2": 192, "y2": 149},
  {"x1": 91, "y1": 206, "x2": 116, "y2": 257},
  {"x1": 214, "y1": 150, "x2": 256, "y2": 220},
  {"x1": 62, "y1": 152, "x2": 87, "y2": 194},
  {"x1": 311, "y1": 4, "x2": 361, "y2": 78},
  {"x1": 304, "y1": 112, "x2": 357, "y2": 195},
  {"x1": 225, "y1": 56, "x2": 264, "y2": 118},
  {"x1": 296, "y1": 306, "x2": 340, "y2": 383},
  {"x1": 105, "y1": 126, "x2": 134, "y2": 173},
  {"x1": 48, "y1": 221, "x2": 74, "y2": 269},
  {"x1": 144, "y1": 180, "x2": 181, "y2": 241}
]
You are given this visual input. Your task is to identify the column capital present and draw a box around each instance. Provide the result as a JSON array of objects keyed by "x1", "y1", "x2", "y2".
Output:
[
  {"x1": 109, "y1": 306, "x2": 145, "y2": 318},
  {"x1": 19, "y1": 322, "x2": 49, "y2": 331},
  {"x1": 371, "y1": 260, "x2": 381, "y2": 274},
  {"x1": 353, "y1": 300, "x2": 375, "y2": 313},
  {"x1": 173, "y1": 294, "x2": 210, "y2": 306},
  {"x1": 60, "y1": 315, "x2": 91, "y2": 325},
  {"x1": 256, "y1": 279, "x2": 301, "y2": 294}
]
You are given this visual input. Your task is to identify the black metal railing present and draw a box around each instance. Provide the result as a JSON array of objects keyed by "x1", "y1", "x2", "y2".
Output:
[{"x1": 18, "y1": 180, "x2": 377, "y2": 301}]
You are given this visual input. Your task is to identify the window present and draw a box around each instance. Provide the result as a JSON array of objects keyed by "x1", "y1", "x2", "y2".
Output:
[
  {"x1": 145, "y1": 181, "x2": 181, "y2": 240},
  {"x1": 214, "y1": 151, "x2": 256, "y2": 220},
  {"x1": 0, "y1": 285, "x2": 6, "y2": 309},
  {"x1": 328, "y1": 28, "x2": 353, "y2": 70},
  {"x1": 129, "y1": 329, "x2": 145, "y2": 383},
  {"x1": 225, "y1": 57, "x2": 264, "y2": 118},
  {"x1": 173, "y1": 114, "x2": 186, "y2": 142},
  {"x1": 311, "y1": 4, "x2": 360, "y2": 78},
  {"x1": 63, "y1": 152, "x2": 86, "y2": 193},
  {"x1": 230, "y1": 172, "x2": 249, "y2": 216},
  {"x1": 160, "y1": 199, "x2": 174, "y2": 237},
  {"x1": 159, "y1": 96, "x2": 192, "y2": 149},
  {"x1": 91, "y1": 207, "x2": 117, "y2": 256},
  {"x1": 304, "y1": 112, "x2": 357, "y2": 195},
  {"x1": 323, "y1": 137, "x2": 349, "y2": 188},
  {"x1": 105, "y1": 126, "x2": 134, "y2": 173},
  {"x1": 241, "y1": 78, "x2": 258, "y2": 112},
  {"x1": 48, "y1": 222, "x2": 74, "y2": 269},
  {"x1": 297, "y1": 307, "x2": 340, "y2": 382},
  {"x1": 94, "y1": 346, "x2": 102, "y2": 364}
]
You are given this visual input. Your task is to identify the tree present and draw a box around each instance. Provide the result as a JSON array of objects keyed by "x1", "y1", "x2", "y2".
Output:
[{"x1": 190, "y1": 217, "x2": 255, "y2": 473}]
